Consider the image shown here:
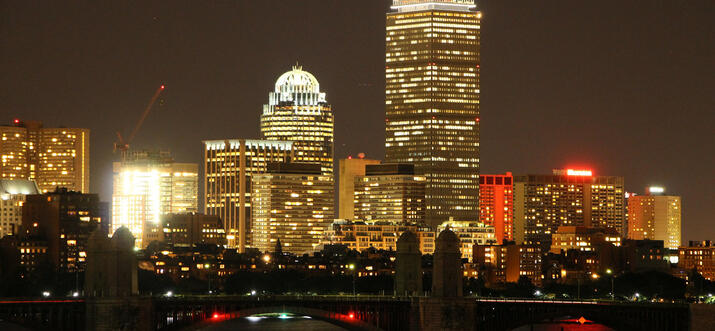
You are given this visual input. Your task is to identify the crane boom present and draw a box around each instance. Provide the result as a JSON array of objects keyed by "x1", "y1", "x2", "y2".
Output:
[{"x1": 114, "y1": 85, "x2": 165, "y2": 158}]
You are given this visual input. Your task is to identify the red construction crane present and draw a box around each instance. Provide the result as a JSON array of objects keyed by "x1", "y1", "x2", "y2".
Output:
[{"x1": 114, "y1": 85, "x2": 165, "y2": 160}]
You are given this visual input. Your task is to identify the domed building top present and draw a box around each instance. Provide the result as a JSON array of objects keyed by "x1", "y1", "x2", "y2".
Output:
[
  {"x1": 274, "y1": 65, "x2": 321, "y2": 94},
  {"x1": 264, "y1": 64, "x2": 328, "y2": 109},
  {"x1": 111, "y1": 226, "x2": 136, "y2": 250},
  {"x1": 397, "y1": 231, "x2": 420, "y2": 253}
]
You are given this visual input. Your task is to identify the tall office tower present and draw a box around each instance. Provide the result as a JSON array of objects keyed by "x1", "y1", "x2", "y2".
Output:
[
  {"x1": 353, "y1": 163, "x2": 426, "y2": 224},
  {"x1": 338, "y1": 156, "x2": 381, "y2": 220},
  {"x1": 251, "y1": 163, "x2": 334, "y2": 255},
  {"x1": 479, "y1": 172, "x2": 514, "y2": 244},
  {"x1": 1, "y1": 120, "x2": 89, "y2": 193},
  {"x1": 20, "y1": 188, "x2": 108, "y2": 272},
  {"x1": 627, "y1": 186, "x2": 681, "y2": 249},
  {"x1": 513, "y1": 169, "x2": 625, "y2": 249},
  {"x1": 204, "y1": 139, "x2": 293, "y2": 251},
  {"x1": 112, "y1": 151, "x2": 198, "y2": 248},
  {"x1": 0, "y1": 180, "x2": 40, "y2": 238},
  {"x1": 385, "y1": 0, "x2": 481, "y2": 228},
  {"x1": 261, "y1": 65, "x2": 334, "y2": 175}
]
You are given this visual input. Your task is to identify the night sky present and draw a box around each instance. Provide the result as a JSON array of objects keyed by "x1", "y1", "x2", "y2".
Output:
[{"x1": 2, "y1": 1, "x2": 713, "y2": 241}]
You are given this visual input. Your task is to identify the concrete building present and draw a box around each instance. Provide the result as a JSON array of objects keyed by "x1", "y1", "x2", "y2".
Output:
[
  {"x1": 261, "y1": 65, "x2": 334, "y2": 175},
  {"x1": 0, "y1": 179, "x2": 40, "y2": 238},
  {"x1": 160, "y1": 213, "x2": 225, "y2": 247},
  {"x1": 324, "y1": 220, "x2": 435, "y2": 254},
  {"x1": 550, "y1": 226, "x2": 622, "y2": 254},
  {"x1": 514, "y1": 169, "x2": 625, "y2": 249},
  {"x1": 19, "y1": 188, "x2": 108, "y2": 272},
  {"x1": 438, "y1": 221, "x2": 496, "y2": 260},
  {"x1": 251, "y1": 163, "x2": 334, "y2": 255},
  {"x1": 1, "y1": 119, "x2": 89, "y2": 193},
  {"x1": 338, "y1": 156, "x2": 380, "y2": 220},
  {"x1": 203, "y1": 139, "x2": 293, "y2": 251},
  {"x1": 385, "y1": 0, "x2": 481, "y2": 228},
  {"x1": 353, "y1": 163, "x2": 426, "y2": 224},
  {"x1": 479, "y1": 172, "x2": 514, "y2": 243},
  {"x1": 627, "y1": 187, "x2": 681, "y2": 249},
  {"x1": 112, "y1": 150, "x2": 198, "y2": 248},
  {"x1": 678, "y1": 241, "x2": 714, "y2": 281}
]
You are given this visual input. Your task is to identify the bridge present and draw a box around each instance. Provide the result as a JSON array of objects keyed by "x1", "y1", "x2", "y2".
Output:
[{"x1": 2, "y1": 295, "x2": 711, "y2": 331}]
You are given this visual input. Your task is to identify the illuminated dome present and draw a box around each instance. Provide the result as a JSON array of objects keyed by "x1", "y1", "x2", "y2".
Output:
[{"x1": 274, "y1": 65, "x2": 321, "y2": 94}]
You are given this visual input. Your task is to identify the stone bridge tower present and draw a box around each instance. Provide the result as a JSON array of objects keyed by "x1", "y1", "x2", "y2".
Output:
[
  {"x1": 395, "y1": 231, "x2": 422, "y2": 296},
  {"x1": 432, "y1": 229, "x2": 462, "y2": 298}
]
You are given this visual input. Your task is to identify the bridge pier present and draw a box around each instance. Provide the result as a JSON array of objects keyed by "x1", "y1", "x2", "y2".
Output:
[
  {"x1": 85, "y1": 297, "x2": 154, "y2": 331},
  {"x1": 690, "y1": 304, "x2": 715, "y2": 331}
]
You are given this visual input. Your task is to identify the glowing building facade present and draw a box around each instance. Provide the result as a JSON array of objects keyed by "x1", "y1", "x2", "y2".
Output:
[
  {"x1": 438, "y1": 221, "x2": 496, "y2": 260},
  {"x1": 385, "y1": 0, "x2": 481, "y2": 228},
  {"x1": 513, "y1": 169, "x2": 625, "y2": 249},
  {"x1": 261, "y1": 66, "x2": 334, "y2": 175},
  {"x1": 1, "y1": 120, "x2": 89, "y2": 193},
  {"x1": 112, "y1": 151, "x2": 198, "y2": 248},
  {"x1": 627, "y1": 187, "x2": 681, "y2": 249},
  {"x1": 338, "y1": 156, "x2": 381, "y2": 220},
  {"x1": 251, "y1": 163, "x2": 333, "y2": 255},
  {"x1": 353, "y1": 163, "x2": 426, "y2": 224},
  {"x1": 203, "y1": 139, "x2": 293, "y2": 250},
  {"x1": 479, "y1": 172, "x2": 514, "y2": 244},
  {"x1": 0, "y1": 179, "x2": 40, "y2": 238}
]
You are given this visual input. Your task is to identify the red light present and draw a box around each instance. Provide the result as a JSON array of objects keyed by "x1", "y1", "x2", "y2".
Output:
[
  {"x1": 348, "y1": 313, "x2": 355, "y2": 319},
  {"x1": 14, "y1": 119, "x2": 19, "y2": 124},
  {"x1": 475, "y1": 117, "x2": 480, "y2": 122},
  {"x1": 477, "y1": 65, "x2": 480, "y2": 68},
  {"x1": 213, "y1": 313, "x2": 219, "y2": 319},
  {"x1": 347, "y1": 156, "x2": 352, "y2": 159},
  {"x1": 160, "y1": 85, "x2": 165, "y2": 89}
]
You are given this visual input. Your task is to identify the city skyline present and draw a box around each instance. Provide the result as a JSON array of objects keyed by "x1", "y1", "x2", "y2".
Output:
[{"x1": 1, "y1": 0, "x2": 713, "y2": 241}]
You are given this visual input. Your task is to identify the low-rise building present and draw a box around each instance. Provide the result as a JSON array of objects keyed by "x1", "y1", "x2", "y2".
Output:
[
  {"x1": 159, "y1": 213, "x2": 226, "y2": 247},
  {"x1": 550, "y1": 226, "x2": 621, "y2": 254},
  {"x1": 324, "y1": 220, "x2": 435, "y2": 254},
  {"x1": 678, "y1": 240, "x2": 714, "y2": 281},
  {"x1": 439, "y1": 221, "x2": 496, "y2": 260}
]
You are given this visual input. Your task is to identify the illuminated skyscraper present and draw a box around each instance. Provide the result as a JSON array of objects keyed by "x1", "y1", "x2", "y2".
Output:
[
  {"x1": 385, "y1": 0, "x2": 481, "y2": 227},
  {"x1": 513, "y1": 169, "x2": 625, "y2": 249},
  {"x1": 353, "y1": 163, "x2": 426, "y2": 224},
  {"x1": 627, "y1": 187, "x2": 681, "y2": 249},
  {"x1": 251, "y1": 163, "x2": 334, "y2": 255},
  {"x1": 1, "y1": 120, "x2": 89, "y2": 193},
  {"x1": 261, "y1": 65, "x2": 334, "y2": 175},
  {"x1": 479, "y1": 172, "x2": 514, "y2": 244},
  {"x1": 203, "y1": 139, "x2": 293, "y2": 251},
  {"x1": 338, "y1": 156, "x2": 381, "y2": 220},
  {"x1": 112, "y1": 151, "x2": 198, "y2": 248}
]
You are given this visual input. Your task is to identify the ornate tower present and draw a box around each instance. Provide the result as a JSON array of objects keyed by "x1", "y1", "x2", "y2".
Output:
[{"x1": 395, "y1": 231, "x2": 423, "y2": 296}]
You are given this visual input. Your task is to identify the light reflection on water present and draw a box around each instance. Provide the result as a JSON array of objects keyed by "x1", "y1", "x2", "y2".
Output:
[
  {"x1": 197, "y1": 315, "x2": 346, "y2": 330},
  {"x1": 512, "y1": 322, "x2": 614, "y2": 330}
]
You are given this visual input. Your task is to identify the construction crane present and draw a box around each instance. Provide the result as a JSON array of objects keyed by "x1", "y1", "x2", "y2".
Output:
[{"x1": 114, "y1": 84, "x2": 165, "y2": 161}]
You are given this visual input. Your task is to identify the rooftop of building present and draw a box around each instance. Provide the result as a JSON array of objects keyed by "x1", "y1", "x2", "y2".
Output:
[{"x1": 0, "y1": 179, "x2": 41, "y2": 196}]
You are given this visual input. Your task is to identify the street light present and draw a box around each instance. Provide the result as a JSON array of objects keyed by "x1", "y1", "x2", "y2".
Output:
[
  {"x1": 42, "y1": 291, "x2": 51, "y2": 298},
  {"x1": 534, "y1": 290, "x2": 541, "y2": 297},
  {"x1": 263, "y1": 254, "x2": 271, "y2": 263},
  {"x1": 165, "y1": 291, "x2": 173, "y2": 297},
  {"x1": 349, "y1": 264, "x2": 356, "y2": 296}
]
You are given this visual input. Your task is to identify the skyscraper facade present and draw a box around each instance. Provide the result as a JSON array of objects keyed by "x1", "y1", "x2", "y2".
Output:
[
  {"x1": 353, "y1": 163, "x2": 426, "y2": 224},
  {"x1": 627, "y1": 187, "x2": 681, "y2": 249},
  {"x1": 338, "y1": 156, "x2": 381, "y2": 220},
  {"x1": 479, "y1": 172, "x2": 514, "y2": 244},
  {"x1": 261, "y1": 66, "x2": 334, "y2": 175},
  {"x1": 251, "y1": 163, "x2": 334, "y2": 254},
  {"x1": 1, "y1": 120, "x2": 89, "y2": 193},
  {"x1": 0, "y1": 179, "x2": 40, "y2": 238},
  {"x1": 513, "y1": 169, "x2": 625, "y2": 249},
  {"x1": 112, "y1": 151, "x2": 198, "y2": 248},
  {"x1": 203, "y1": 139, "x2": 293, "y2": 250},
  {"x1": 385, "y1": 0, "x2": 481, "y2": 228}
]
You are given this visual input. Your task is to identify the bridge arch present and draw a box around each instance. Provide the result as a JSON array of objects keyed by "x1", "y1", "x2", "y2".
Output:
[
  {"x1": 503, "y1": 310, "x2": 634, "y2": 330},
  {"x1": 181, "y1": 305, "x2": 381, "y2": 331}
]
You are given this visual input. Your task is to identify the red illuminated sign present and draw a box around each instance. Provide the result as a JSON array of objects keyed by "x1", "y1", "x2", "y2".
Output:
[{"x1": 566, "y1": 169, "x2": 592, "y2": 176}]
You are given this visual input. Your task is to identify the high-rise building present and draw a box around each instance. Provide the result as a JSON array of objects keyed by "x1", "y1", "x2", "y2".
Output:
[
  {"x1": 261, "y1": 65, "x2": 334, "y2": 175},
  {"x1": 513, "y1": 169, "x2": 625, "y2": 249},
  {"x1": 353, "y1": 163, "x2": 426, "y2": 224},
  {"x1": 160, "y1": 213, "x2": 226, "y2": 247},
  {"x1": 627, "y1": 186, "x2": 681, "y2": 249},
  {"x1": 251, "y1": 163, "x2": 334, "y2": 255},
  {"x1": 479, "y1": 172, "x2": 514, "y2": 244},
  {"x1": 338, "y1": 156, "x2": 381, "y2": 220},
  {"x1": 20, "y1": 188, "x2": 108, "y2": 272},
  {"x1": 203, "y1": 139, "x2": 293, "y2": 251},
  {"x1": 0, "y1": 179, "x2": 40, "y2": 238},
  {"x1": 112, "y1": 151, "x2": 198, "y2": 248},
  {"x1": 385, "y1": 0, "x2": 481, "y2": 228},
  {"x1": 1, "y1": 119, "x2": 89, "y2": 193}
]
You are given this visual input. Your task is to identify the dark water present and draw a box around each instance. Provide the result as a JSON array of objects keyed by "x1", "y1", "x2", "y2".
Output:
[
  {"x1": 197, "y1": 316, "x2": 346, "y2": 330},
  {"x1": 512, "y1": 322, "x2": 614, "y2": 330}
]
